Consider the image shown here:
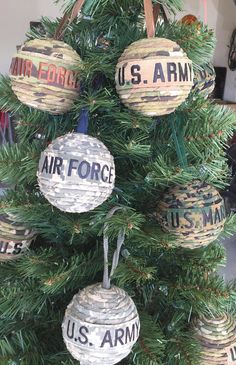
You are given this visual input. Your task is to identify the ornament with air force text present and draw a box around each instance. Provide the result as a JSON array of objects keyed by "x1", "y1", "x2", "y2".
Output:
[
  {"x1": 9, "y1": 38, "x2": 81, "y2": 114},
  {"x1": 37, "y1": 132, "x2": 115, "y2": 213}
]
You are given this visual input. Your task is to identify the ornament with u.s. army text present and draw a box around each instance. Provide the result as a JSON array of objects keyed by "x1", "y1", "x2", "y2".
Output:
[
  {"x1": 37, "y1": 133, "x2": 115, "y2": 213},
  {"x1": 157, "y1": 181, "x2": 226, "y2": 249},
  {"x1": 9, "y1": 38, "x2": 81, "y2": 114},
  {"x1": 192, "y1": 313, "x2": 236, "y2": 365},
  {"x1": 115, "y1": 37, "x2": 193, "y2": 117},
  {"x1": 0, "y1": 214, "x2": 36, "y2": 261},
  {"x1": 62, "y1": 283, "x2": 140, "y2": 365}
]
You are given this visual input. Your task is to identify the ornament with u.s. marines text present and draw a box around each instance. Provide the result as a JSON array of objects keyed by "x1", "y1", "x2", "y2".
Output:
[
  {"x1": 62, "y1": 283, "x2": 140, "y2": 365},
  {"x1": 9, "y1": 38, "x2": 81, "y2": 114},
  {"x1": 115, "y1": 37, "x2": 193, "y2": 116},
  {"x1": 37, "y1": 133, "x2": 115, "y2": 213},
  {"x1": 157, "y1": 181, "x2": 226, "y2": 249}
]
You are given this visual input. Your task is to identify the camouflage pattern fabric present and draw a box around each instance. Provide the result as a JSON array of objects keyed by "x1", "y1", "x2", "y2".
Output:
[
  {"x1": 9, "y1": 38, "x2": 81, "y2": 114},
  {"x1": 157, "y1": 181, "x2": 226, "y2": 249},
  {"x1": 37, "y1": 133, "x2": 115, "y2": 213},
  {"x1": 62, "y1": 283, "x2": 140, "y2": 365},
  {"x1": 192, "y1": 63, "x2": 216, "y2": 98},
  {"x1": 192, "y1": 314, "x2": 236, "y2": 365},
  {"x1": 115, "y1": 38, "x2": 193, "y2": 116},
  {"x1": 0, "y1": 214, "x2": 36, "y2": 261}
]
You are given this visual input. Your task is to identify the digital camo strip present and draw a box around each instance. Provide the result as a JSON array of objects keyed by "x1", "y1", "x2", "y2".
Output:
[
  {"x1": 62, "y1": 283, "x2": 140, "y2": 365},
  {"x1": 37, "y1": 133, "x2": 115, "y2": 213}
]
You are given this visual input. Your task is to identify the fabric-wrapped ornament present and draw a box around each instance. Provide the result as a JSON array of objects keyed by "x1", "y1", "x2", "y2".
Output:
[
  {"x1": 157, "y1": 181, "x2": 226, "y2": 249},
  {"x1": 62, "y1": 283, "x2": 140, "y2": 365},
  {"x1": 192, "y1": 63, "x2": 216, "y2": 98},
  {"x1": 192, "y1": 313, "x2": 236, "y2": 364},
  {"x1": 37, "y1": 133, "x2": 115, "y2": 213},
  {"x1": 62, "y1": 207, "x2": 140, "y2": 364},
  {"x1": 0, "y1": 214, "x2": 36, "y2": 261},
  {"x1": 9, "y1": 38, "x2": 81, "y2": 114},
  {"x1": 115, "y1": 37, "x2": 193, "y2": 116}
]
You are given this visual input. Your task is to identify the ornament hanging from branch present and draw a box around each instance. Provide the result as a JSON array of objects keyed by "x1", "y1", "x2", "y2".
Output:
[
  {"x1": 192, "y1": 313, "x2": 236, "y2": 364},
  {"x1": 115, "y1": 0, "x2": 193, "y2": 117},
  {"x1": 9, "y1": 0, "x2": 86, "y2": 115},
  {"x1": 0, "y1": 214, "x2": 36, "y2": 261},
  {"x1": 37, "y1": 132, "x2": 115, "y2": 213},
  {"x1": 9, "y1": 39, "x2": 81, "y2": 115},
  {"x1": 37, "y1": 81, "x2": 115, "y2": 213},
  {"x1": 62, "y1": 207, "x2": 140, "y2": 364},
  {"x1": 157, "y1": 181, "x2": 226, "y2": 249}
]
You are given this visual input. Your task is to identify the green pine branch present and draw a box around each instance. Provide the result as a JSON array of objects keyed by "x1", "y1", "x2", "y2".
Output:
[
  {"x1": 131, "y1": 313, "x2": 166, "y2": 365},
  {"x1": 0, "y1": 143, "x2": 40, "y2": 185},
  {"x1": 156, "y1": 22, "x2": 216, "y2": 66}
]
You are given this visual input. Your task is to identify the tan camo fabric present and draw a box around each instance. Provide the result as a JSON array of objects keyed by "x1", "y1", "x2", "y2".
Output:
[
  {"x1": 157, "y1": 181, "x2": 226, "y2": 249},
  {"x1": 0, "y1": 214, "x2": 36, "y2": 261},
  {"x1": 193, "y1": 314, "x2": 236, "y2": 365},
  {"x1": 193, "y1": 62, "x2": 216, "y2": 98},
  {"x1": 62, "y1": 283, "x2": 140, "y2": 365},
  {"x1": 10, "y1": 38, "x2": 81, "y2": 114},
  {"x1": 37, "y1": 133, "x2": 115, "y2": 213},
  {"x1": 115, "y1": 37, "x2": 193, "y2": 116}
]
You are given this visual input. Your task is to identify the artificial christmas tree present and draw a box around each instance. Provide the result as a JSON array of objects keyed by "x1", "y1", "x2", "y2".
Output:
[{"x1": 0, "y1": 0, "x2": 236, "y2": 364}]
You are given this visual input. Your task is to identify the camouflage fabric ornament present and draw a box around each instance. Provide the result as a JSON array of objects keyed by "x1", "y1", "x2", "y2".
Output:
[
  {"x1": 192, "y1": 63, "x2": 216, "y2": 98},
  {"x1": 62, "y1": 283, "x2": 140, "y2": 365},
  {"x1": 0, "y1": 214, "x2": 36, "y2": 261},
  {"x1": 9, "y1": 38, "x2": 81, "y2": 114},
  {"x1": 157, "y1": 181, "x2": 226, "y2": 249},
  {"x1": 37, "y1": 133, "x2": 115, "y2": 213},
  {"x1": 193, "y1": 314, "x2": 236, "y2": 364},
  {"x1": 115, "y1": 38, "x2": 193, "y2": 116}
]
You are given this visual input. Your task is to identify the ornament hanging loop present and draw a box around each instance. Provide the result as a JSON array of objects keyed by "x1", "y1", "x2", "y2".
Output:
[
  {"x1": 169, "y1": 113, "x2": 188, "y2": 169},
  {"x1": 144, "y1": 0, "x2": 156, "y2": 38},
  {"x1": 54, "y1": 0, "x2": 85, "y2": 40},
  {"x1": 75, "y1": 108, "x2": 89, "y2": 134},
  {"x1": 102, "y1": 207, "x2": 126, "y2": 290}
]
